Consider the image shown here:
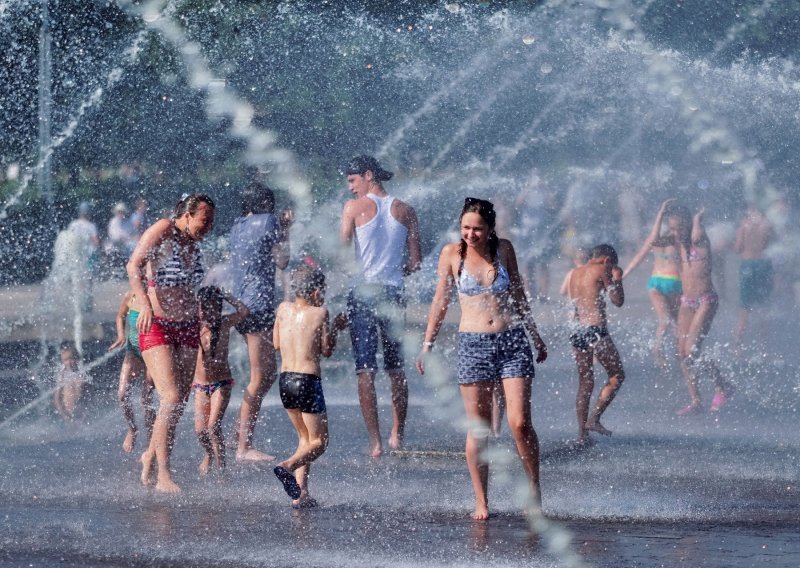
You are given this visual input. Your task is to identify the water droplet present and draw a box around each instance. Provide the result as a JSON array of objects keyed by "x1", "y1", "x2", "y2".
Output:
[
  {"x1": 522, "y1": 35, "x2": 535, "y2": 45},
  {"x1": 540, "y1": 63, "x2": 553, "y2": 74}
]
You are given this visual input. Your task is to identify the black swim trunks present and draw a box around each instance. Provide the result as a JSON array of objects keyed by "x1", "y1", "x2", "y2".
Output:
[
  {"x1": 279, "y1": 372, "x2": 326, "y2": 414},
  {"x1": 569, "y1": 325, "x2": 609, "y2": 352}
]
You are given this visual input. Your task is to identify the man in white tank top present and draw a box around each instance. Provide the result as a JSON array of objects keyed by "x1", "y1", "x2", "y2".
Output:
[{"x1": 340, "y1": 155, "x2": 422, "y2": 457}]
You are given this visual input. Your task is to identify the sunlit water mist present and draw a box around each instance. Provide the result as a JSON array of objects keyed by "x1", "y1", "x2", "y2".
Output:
[{"x1": 1, "y1": 1, "x2": 799, "y2": 567}]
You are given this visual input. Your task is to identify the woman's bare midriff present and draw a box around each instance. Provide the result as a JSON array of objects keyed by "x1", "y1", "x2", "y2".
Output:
[
  {"x1": 148, "y1": 287, "x2": 198, "y2": 321},
  {"x1": 457, "y1": 293, "x2": 516, "y2": 333}
]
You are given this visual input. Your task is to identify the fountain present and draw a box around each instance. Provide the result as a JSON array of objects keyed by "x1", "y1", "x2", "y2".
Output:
[{"x1": 0, "y1": 1, "x2": 799, "y2": 567}]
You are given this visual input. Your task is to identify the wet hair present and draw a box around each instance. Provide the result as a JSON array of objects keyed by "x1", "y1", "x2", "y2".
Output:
[
  {"x1": 59, "y1": 341, "x2": 77, "y2": 355},
  {"x1": 197, "y1": 286, "x2": 224, "y2": 355},
  {"x1": 344, "y1": 155, "x2": 393, "y2": 182},
  {"x1": 590, "y1": 243, "x2": 619, "y2": 266},
  {"x1": 290, "y1": 265, "x2": 326, "y2": 300},
  {"x1": 664, "y1": 203, "x2": 692, "y2": 244},
  {"x1": 665, "y1": 203, "x2": 691, "y2": 227},
  {"x1": 173, "y1": 193, "x2": 215, "y2": 219},
  {"x1": 458, "y1": 197, "x2": 500, "y2": 281},
  {"x1": 241, "y1": 182, "x2": 275, "y2": 216}
]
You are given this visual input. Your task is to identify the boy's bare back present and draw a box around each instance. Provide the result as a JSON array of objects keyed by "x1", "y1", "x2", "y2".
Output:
[
  {"x1": 568, "y1": 259, "x2": 623, "y2": 326},
  {"x1": 274, "y1": 301, "x2": 330, "y2": 377}
]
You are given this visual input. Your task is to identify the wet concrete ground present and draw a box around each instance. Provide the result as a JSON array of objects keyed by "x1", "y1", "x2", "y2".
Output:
[{"x1": 1, "y1": 270, "x2": 799, "y2": 567}]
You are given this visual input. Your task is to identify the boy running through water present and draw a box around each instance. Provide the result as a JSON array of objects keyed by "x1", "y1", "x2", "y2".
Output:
[
  {"x1": 567, "y1": 244, "x2": 626, "y2": 445},
  {"x1": 272, "y1": 266, "x2": 347, "y2": 508}
]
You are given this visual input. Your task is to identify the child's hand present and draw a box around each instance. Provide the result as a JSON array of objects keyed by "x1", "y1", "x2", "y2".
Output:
[
  {"x1": 108, "y1": 335, "x2": 125, "y2": 351},
  {"x1": 532, "y1": 335, "x2": 548, "y2": 364},
  {"x1": 333, "y1": 312, "x2": 348, "y2": 331},
  {"x1": 658, "y1": 198, "x2": 676, "y2": 214},
  {"x1": 694, "y1": 207, "x2": 705, "y2": 222},
  {"x1": 611, "y1": 266, "x2": 623, "y2": 281}
]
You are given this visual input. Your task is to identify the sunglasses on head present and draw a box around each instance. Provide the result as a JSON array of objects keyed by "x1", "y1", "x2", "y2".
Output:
[{"x1": 463, "y1": 197, "x2": 494, "y2": 210}]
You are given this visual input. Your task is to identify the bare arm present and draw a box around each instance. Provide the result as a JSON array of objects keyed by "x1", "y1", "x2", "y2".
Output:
[
  {"x1": 109, "y1": 291, "x2": 133, "y2": 350},
  {"x1": 559, "y1": 269, "x2": 573, "y2": 297},
  {"x1": 126, "y1": 219, "x2": 171, "y2": 333},
  {"x1": 623, "y1": 198, "x2": 674, "y2": 277},
  {"x1": 222, "y1": 292, "x2": 251, "y2": 327},
  {"x1": 415, "y1": 244, "x2": 455, "y2": 374},
  {"x1": 604, "y1": 264, "x2": 625, "y2": 308},
  {"x1": 339, "y1": 201, "x2": 356, "y2": 245},
  {"x1": 272, "y1": 209, "x2": 293, "y2": 270},
  {"x1": 691, "y1": 208, "x2": 707, "y2": 245},
  {"x1": 503, "y1": 240, "x2": 547, "y2": 363},
  {"x1": 272, "y1": 304, "x2": 283, "y2": 352},
  {"x1": 403, "y1": 206, "x2": 422, "y2": 275},
  {"x1": 320, "y1": 309, "x2": 334, "y2": 358}
]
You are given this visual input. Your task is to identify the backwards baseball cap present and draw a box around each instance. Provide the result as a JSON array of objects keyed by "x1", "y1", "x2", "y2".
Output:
[{"x1": 344, "y1": 155, "x2": 393, "y2": 182}]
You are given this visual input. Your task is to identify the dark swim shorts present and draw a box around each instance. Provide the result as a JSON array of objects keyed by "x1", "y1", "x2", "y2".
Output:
[
  {"x1": 569, "y1": 325, "x2": 609, "y2": 352},
  {"x1": 739, "y1": 259, "x2": 773, "y2": 309},
  {"x1": 235, "y1": 310, "x2": 276, "y2": 335},
  {"x1": 279, "y1": 372, "x2": 327, "y2": 414}
]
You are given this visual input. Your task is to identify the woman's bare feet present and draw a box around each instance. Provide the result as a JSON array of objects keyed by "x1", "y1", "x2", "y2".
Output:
[
  {"x1": 199, "y1": 455, "x2": 211, "y2": 475},
  {"x1": 585, "y1": 420, "x2": 612, "y2": 436},
  {"x1": 471, "y1": 503, "x2": 490, "y2": 521},
  {"x1": 140, "y1": 451, "x2": 156, "y2": 486},
  {"x1": 155, "y1": 474, "x2": 182, "y2": 494},
  {"x1": 235, "y1": 448, "x2": 275, "y2": 462},
  {"x1": 368, "y1": 443, "x2": 383, "y2": 458},
  {"x1": 388, "y1": 433, "x2": 403, "y2": 451},
  {"x1": 122, "y1": 428, "x2": 137, "y2": 453}
]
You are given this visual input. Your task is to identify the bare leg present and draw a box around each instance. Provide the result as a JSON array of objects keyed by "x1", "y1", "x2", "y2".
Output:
[
  {"x1": 141, "y1": 345, "x2": 195, "y2": 493},
  {"x1": 387, "y1": 369, "x2": 407, "y2": 450},
  {"x1": 491, "y1": 382, "x2": 506, "y2": 438},
  {"x1": 501, "y1": 377, "x2": 541, "y2": 510},
  {"x1": 209, "y1": 385, "x2": 232, "y2": 470},
  {"x1": 118, "y1": 353, "x2": 145, "y2": 453},
  {"x1": 733, "y1": 308, "x2": 749, "y2": 356},
  {"x1": 678, "y1": 301, "x2": 719, "y2": 412},
  {"x1": 237, "y1": 330, "x2": 277, "y2": 461},
  {"x1": 649, "y1": 290, "x2": 675, "y2": 368},
  {"x1": 585, "y1": 337, "x2": 625, "y2": 436},
  {"x1": 279, "y1": 409, "x2": 328, "y2": 507},
  {"x1": 357, "y1": 370, "x2": 382, "y2": 457},
  {"x1": 460, "y1": 383, "x2": 493, "y2": 520},
  {"x1": 141, "y1": 372, "x2": 156, "y2": 445},
  {"x1": 194, "y1": 387, "x2": 213, "y2": 475},
  {"x1": 574, "y1": 349, "x2": 595, "y2": 443}
]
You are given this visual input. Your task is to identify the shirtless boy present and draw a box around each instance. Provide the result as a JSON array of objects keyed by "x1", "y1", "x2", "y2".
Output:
[
  {"x1": 567, "y1": 244, "x2": 625, "y2": 445},
  {"x1": 733, "y1": 205, "x2": 774, "y2": 354},
  {"x1": 272, "y1": 266, "x2": 347, "y2": 508}
]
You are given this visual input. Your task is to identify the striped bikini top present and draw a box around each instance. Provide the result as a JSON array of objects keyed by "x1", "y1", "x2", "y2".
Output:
[{"x1": 147, "y1": 227, "x2": 204, "y2": 288}]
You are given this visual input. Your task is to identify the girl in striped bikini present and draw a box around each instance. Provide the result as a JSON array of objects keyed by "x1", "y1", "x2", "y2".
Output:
[{"x1": 127, "y1": 193, "x2": 215, "y2": 493}]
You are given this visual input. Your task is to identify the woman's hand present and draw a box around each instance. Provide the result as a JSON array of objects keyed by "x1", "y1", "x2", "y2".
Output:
[
  {"x1": 136, "y1": 305, "x2": 153, "y2": 334},
  {"x1": 415, "y1": 349, "x2": 429, "y2": 375},
  {"x1": 108, "y1": 334, "x2": 126, "y2": 351},
  {"x1": 658, "y1": 198, "x2": 676, "y2": 215}
]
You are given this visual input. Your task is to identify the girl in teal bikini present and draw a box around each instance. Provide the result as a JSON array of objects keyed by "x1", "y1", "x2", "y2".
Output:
[{"x1": 623, "y1": 199, "x2": 683, "y2": 367}]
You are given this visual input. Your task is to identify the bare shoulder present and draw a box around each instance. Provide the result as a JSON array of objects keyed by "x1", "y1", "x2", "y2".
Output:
[{"x1": 391, "y1": 197, "x2": 418, "y2": 221}]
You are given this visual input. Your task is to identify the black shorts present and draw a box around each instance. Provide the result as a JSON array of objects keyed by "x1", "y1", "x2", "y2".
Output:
[
  {"x1": 569, "y1": 325, "x2": 609, "y2": 352},
  {"x1": 279, "y1": 372, "x2": 326, "y2": 414},
  {"x1": 236, "y1": 310, "x2": 275, "y2": 335}
]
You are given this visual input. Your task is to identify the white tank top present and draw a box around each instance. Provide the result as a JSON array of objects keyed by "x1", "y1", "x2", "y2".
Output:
[{"x1": 353, "y1": 194, "x2": 408, "y2": 287}]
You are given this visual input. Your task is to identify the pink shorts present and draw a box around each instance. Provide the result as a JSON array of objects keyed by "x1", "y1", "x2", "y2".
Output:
[{"x1": 139, "y1": 316, "x2": 200, "y2": 352}]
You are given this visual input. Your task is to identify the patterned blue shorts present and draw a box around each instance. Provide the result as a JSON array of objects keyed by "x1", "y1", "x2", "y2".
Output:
[{"x1": 457, "y1": 327, "x2": 535, "y2": 385}]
